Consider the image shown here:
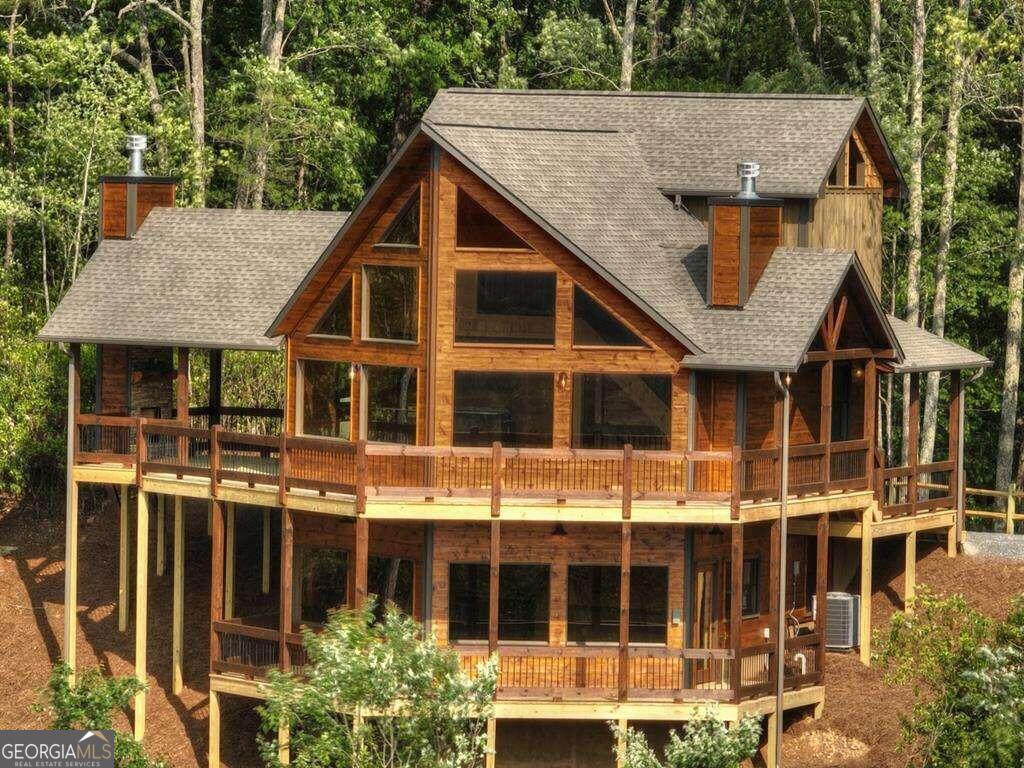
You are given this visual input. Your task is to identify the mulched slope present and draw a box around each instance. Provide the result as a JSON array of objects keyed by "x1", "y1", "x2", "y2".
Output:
[{"x1": 2, "y1": 494, "x2": 1022, "y2": 768}]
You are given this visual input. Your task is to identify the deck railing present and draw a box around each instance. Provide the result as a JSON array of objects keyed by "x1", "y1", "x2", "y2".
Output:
[
  {"x1": 876, "y1": 458, "x2": 956, "y2": 518},
  {"x1": 738, "y1": 439, "x2": 871, "y2": 502}
]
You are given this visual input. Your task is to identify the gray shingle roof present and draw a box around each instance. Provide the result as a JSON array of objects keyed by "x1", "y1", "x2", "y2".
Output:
[
  {"x1": 425, "y1": 89, "x2": 872, "y2": 198},
  {"x1": 39, "y1": 207, "x2": 348, "y2": 350},
  {"x1": 888, "y1": 315, "x2": 991, "y2": 373}
]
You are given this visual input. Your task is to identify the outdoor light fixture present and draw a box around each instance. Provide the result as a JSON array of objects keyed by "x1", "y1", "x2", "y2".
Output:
[
  {"x1": 853, "y1": 363, "x2": 864, "y2": 380},
  {"x1": 551, "y1": 523, "x2": 568, "y2": 538},
  {"x1": 557, "y1": 371, "x2": 569, "y2": 391},
  {"x1": 350, "y1": 363, "x2": 362, "y2": 380}
]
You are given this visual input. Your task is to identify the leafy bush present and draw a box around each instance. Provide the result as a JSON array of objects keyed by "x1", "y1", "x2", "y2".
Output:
[
  {"x1": 259, "y1": 601, "x2": 498, "y2": 768},
  {"x1": 36, "y1": 663, "x2": 166, "y2": 768},
  {"x1": 613, "y1": 710, "x2": 761, "y2": 768}
]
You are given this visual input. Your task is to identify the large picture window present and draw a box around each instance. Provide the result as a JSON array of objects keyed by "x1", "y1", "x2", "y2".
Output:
[
  {"x1": 301, "y1": 360, "x2": 352, "y2": 439},
  {"x1": 363, "y1": 265, "x2": 418, "y2": 342},
  {"x1": 455, "y1": 270, "x2": 556, "y2": 345},
  {"x1": 453, "y1": 371, "x2": 554, "y2": 447},
  {"x1": 573, "y1": 287, "x2": 644, "y2": 347},
  {"x1": 567, "y1": 564, "x2": 668, "y2": 644},
  {"x1": 572, "y1": 373, "x2": 671, "y2": 450},
  {"x1": 364, "y1": 365, "x2": 417, "y2": 444},
  {"x1": 447, "y1": 562, "x2": 551, "y2": 642}
]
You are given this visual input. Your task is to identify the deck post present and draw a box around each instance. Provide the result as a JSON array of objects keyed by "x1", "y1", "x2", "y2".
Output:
[
  {"x1": 63, "y1": 344, "x2": 80, "y2": 679},
  {"x1": 485, "y1": 717, "x2": 497, "y2": 768},
  {"x1": 820, "y1": 359, "x2": 833, "y2": 491},
  {"x1": 280, "y1": 507, "x2": 293, "y2": 671},
  {"x1": 1007, "y1": 484, "x2": 1017, "y2": 535},
  {"x1": 864, "y1": 358, "x2": 877, "y2": 492},
  {"x1": 176, "y1": 348, "x2": 189, "y2": 464},
  {"x1": 172, "y1": 496, "x2": 184, "y2": 694},
  {"x1": 904, "y1": 530, "x2": 916, "y2": 610},
  {"x1": 614, "y1": 719, "x2": 627, "y2": 768},
  {"x1": 763, "y1": 712, "x2": 778, "y2": 768},
  {"x1": 224, "y1": 502, "x2": 235, "y2": 620},
  {"x1": 210, "y1": 499, "x2": 225, "y2": 671},
  {"x1": 133, "y1": 488, "x2": 150, "y2": 740},
  {"x1": 816, "y1": 512, "x2": 828, "y2": 678},
  {"x1": 859, "y1": 508, "x2": 873, "y2": 665},
  {"x1": 209, "y1": 349, "x2": 222, "y2": 427},
  {"x1": 262, "y1": 507, "x2": 271, "y2": 594},
  {"x1": 278, "y1": 722, "x2": 290, "y2": 765},
  {"x1": 729, "y1": 522, "x2": 743, "y2": 697},
  {"x1": 208, "y1": 689, "x2": 220, "y2": 768},
  {"x1": 488, "y1": 519, "x2": 500, "y2": 654},
  {"x1": 618, "y1": 520, "x2": 632, "y2": 701},
  {"x1": 118, "y1": 484, "x2": 130, "y2": 633},
  {"x1": 156, "y1": 495, "x2": 166, "y2": 577},
  {"x1": 907, "y1": 373, "x2": 920, "y2": 513},
  {"x1": 354, "y1": 515, "x2": 368, "y2": 609}
]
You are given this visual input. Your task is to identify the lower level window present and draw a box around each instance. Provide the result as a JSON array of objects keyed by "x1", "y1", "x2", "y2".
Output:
[
  {"x1": 364, "y1": 365, "x2": 417, "y2": 443},
  {"x1": 567, "y1": 564, "x2": 668, "y2": 643},
  {"x1": 448, "y1": 562, "x2": 551, "y2": 642},
  {"x1": 299, "y1": 547, "x2": 348, "y2": 624}
]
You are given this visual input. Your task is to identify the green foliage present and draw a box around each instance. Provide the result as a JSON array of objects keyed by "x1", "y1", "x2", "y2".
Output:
[
  {"x1": 613, "y1": 711, "x2": 761, "y2": 768},
  {"x1": 876, "y1": 588, "x2": 1024, "y2": 767},
  {"x1": 37, "y1": 663, "x2": 166, "y2": 768},
  {"x1": 258, "y1": 601, "x2": 498, "y2": 768}
]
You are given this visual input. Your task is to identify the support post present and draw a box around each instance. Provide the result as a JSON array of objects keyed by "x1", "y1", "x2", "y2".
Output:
[
  {"x1": 262, "y1": 507, "x2": 271, "y2": 594},
  {"x1": 156, "y1": 495, "x2": 165, "y2": 577},
  {"x1": 118, "y1": 484, "x2": 130, "y2": 633},
  {"x1": 615, "y1": 719, "x2": 628, "y2": 768},
  {"x1": 64, "y1": 344, "x2": 81, "y2": 678},
  {"x1": 176, "y1": 348, "x2": 190, "y2": 463},
  {"x1": 209, "y1": 499, "x2": 225, "y2": 672},
  {"x1": 1006, "y1": 483, "x2": 1017, "y2": 535},
  {"x1": 820, "y1": 360, "x2": 833, "y2": 490},
  {"x1": 133, "y1": 488, "x2": 150, "y2": 740},
  {"x1": 764, "y1": 712, "x2": 778, "y2": 768},
  {"x1": 907, "y1": 373, "x2": 920, "y2": 513},
  {"x1": 816, "y1": 512, "x2": 828, "y2": 679},
  {"x1": 224, "y1": 502, "x2": 235, "y2": 620},
  {"x1": 172, "y1": 496, "x2": 184, "y2": 695},
  {"x1": 904, "y1": 530, "x2": 916, "y2": 610},
  {"x1": 618, "y1": 520, "x2": 632, "y2": 701},
  {"x1": 354, "y1": 516, "x2": 368, "y2": 608},
  {"x1": 769, "y1": 518, "x2": 780, "y2": 647},
  {"x1": 859, "y1": 508, "x2": 873, "y2": 665},
  {"x1": 485, "y1": 717, "x2": 497, "y2": 768},
  {"x1": 864, "y1": 358, "x2": 877, "y2": 492},
  {"x1": 208, "y1": 690, "x2": 220, "y2": 768},
  {"x1": 278, "y1": 723, "x2": 290, "y2": 765},
  {"x1": 280, "y1": 508, "x2": 293, "y2": 671},
  {"x1": 729, "y1": 523, "x2": 743, "y2": 696},
  {"x1": 488, "y1": 519, "x2": 500, "y2": 654},
  {"x1": 209, "y1": 349, "x2": 223, "y2": 427}
]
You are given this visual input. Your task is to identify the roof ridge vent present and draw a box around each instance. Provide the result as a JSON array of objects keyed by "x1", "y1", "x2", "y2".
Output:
[
  {"x1": 126, "y1": 134, "x2": 147, "y2": 177},
  {"x1": 736, "y1": 161, "x2": 759, "y2": 199}
]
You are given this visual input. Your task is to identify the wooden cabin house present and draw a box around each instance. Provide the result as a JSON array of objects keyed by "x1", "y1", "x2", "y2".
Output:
[{"x1": 40, "y1": 91, "x2": 989, "y2": 768}]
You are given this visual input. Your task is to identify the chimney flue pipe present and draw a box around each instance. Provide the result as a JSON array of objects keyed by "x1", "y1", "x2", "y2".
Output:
[
  {"x1": 736, "y1": 161, "x2": 760, "y2": 199},
  {"x1": 126, "y1": 134, "x2": 148, "y2": 177}
]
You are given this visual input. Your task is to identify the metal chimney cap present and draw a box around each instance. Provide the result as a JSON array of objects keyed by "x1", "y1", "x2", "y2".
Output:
[
  {"x1": 736, "y1": 161, "x2": 760, "y2": 199},
  {"x1": 126, "y1": 134, "x2": 147, "y2": 177},
  {"x1": 126, "y1": 134, "x2": 148, "y2": 151}
]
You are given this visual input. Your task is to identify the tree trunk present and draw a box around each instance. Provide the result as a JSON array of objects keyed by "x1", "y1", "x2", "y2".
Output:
[
  {"x1": 998, "y1": 79, "x2": 1024, "y2": 494},
  {"x1": 921, "y1": 0, "x2": 970, "y2": 464},
  {"x1": 136, "y1": 8, "x2": 169, "y2": 170},
  {"x1": 869, "y1": 0, "x2": 881, "y2": 72},
  {"x1": 4, "y1": 0, "x2": 17, "y2": 272},
  {"x1": 189, "y1": 0, "x2": 207, "y2": 206},
  {"x1": 618, "y1": 0, "x2": 638, "y2": 91},
  {"x1": 246, "y1": 0, "x2": 287, "y2": 210},
  {"x1": 647, "y1": 0, "x2": 658, "y2": 62},
  {"x1": 810, "y1": 0, "x2": 823, "y2": 66},
  {"x1": 781, "y1": 0, "x2": 803, "y2": 54},
  {"x1": 902, "y1": 0, "x2": 925, "y2": 466}
]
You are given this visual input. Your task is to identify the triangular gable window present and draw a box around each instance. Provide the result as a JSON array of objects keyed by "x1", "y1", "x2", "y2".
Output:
[
  {"x1": 377, "y1": 191, "x2": 420, "y2": 247},
  {"x1": 312, "y1": 278, "x2": 352, "y2": 338},
  {"x1": 573, "y1": 286, "x2": 646, "y2": 347},
  {"x1": 456, "y1": 188, "x2": 530, "y2": 250}
]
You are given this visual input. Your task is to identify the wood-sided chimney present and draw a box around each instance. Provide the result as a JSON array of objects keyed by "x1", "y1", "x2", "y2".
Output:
[
  {"x1": 99, "y1": 134, "x2": 177, "y2": 240},
  {"x1": 707, "y1": 162, "x2": 782, "y2": 308}
]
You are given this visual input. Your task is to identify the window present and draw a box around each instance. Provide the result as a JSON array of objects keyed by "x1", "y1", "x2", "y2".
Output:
[
  {"x1": 848, "y1": 140, "x2": 866, "y2": 187},
  {"x1": 831, "y1": 362, "x2": 853, "y2": 442},
  {"x1": 377, "y1": 191, "x2": 420, "y2": 247},
  {"x1": 301, "y1": 360, "x2": 352, "y2": 439},
  {"x1": 572, "y1": 373, "x2": 671, "y2": 450},
  {"x1": 827, "y1": 161, "x2": 840, "y2": 187},
  {"x1": 742, "y1": 557, "x2": 760, "y2": 618},
  {"x1": 447, "y1": 563, "x2": 551, "y2": 642},
  {"x1": 456, "y1": 189, "x2": 530, "y2": 250},
  {"x1": 453, "y1": 371, "x2": 554, "y2": 447},
  {"x1": 566, "y1": 565, "x2": 668, "y2": 644},
  {"x1": 499, "y1": 564, "x2": 550, "y2": 641},
  {"x1": 363, "y1": 265, "x2": 418, "y2": 342},
  {"x1": 311, "y1": 278, "x2": 352, "y2": 338},
  {"x1": 299, "y1": 547, "x2": 348, "y2": 624},
  {"x1": 364, "y1": 365, "x2": 417, "y2": 444},
  {"x1": 455, "y1": 270, "x2": 556, "y2": 345},
  {"x1": 573, "y1": 287, "x2": 644, "y2": 347},
  {"x1": 368, "y1": 555, "x2": 415, "y2": 621}
]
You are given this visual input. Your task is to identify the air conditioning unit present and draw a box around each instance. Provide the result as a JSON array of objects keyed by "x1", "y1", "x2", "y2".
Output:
[{"x1": 825, "y1": 592, "x2": 860, "y2": 650}]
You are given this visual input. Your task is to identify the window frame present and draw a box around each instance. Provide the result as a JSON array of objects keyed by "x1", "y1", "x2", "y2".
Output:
[
  {"x1": 295, "y1": 358, "x2": 354, "y2": 441},
  {"x1": 570, "y1": 285, "x2": 648, "y2": 350},
  {"x1": 307, "y1": 276, "x2": 354, "y2": 341},
  {"x1": 453, "y1": 269, "x2": 558, "y2": 348},
  {"x1": 360, "y1": 263, "x2": 420, "y2": 345}
]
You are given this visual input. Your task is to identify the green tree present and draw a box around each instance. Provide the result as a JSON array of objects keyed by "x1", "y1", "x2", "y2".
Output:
[
  {"x1": 259, "y1": 602, "x2": 498, "y2": 768},
  {"x1": 37, "y1": 663, "x2": 166, "y2": 768},
  {"x1": 613, "y1": 711, "x2": 761, "y2": 768}
]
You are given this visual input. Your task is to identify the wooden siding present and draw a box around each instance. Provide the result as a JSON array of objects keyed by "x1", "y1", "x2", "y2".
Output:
[
  {"x1": 135, "y1": 182, "x2": 176, "y2": 229},
  {"x1": 709, "y1": 205, "x2": 741, "y2": 307},
  {"x1": 808, "y1": 189, "x2": 883, "y2": 295},
  {"x1": 101, "y1": 182, "x2": 128, "y2": 239},
  {"x1": 748, "y1": 205, "x2": 781, "y2": 294}
]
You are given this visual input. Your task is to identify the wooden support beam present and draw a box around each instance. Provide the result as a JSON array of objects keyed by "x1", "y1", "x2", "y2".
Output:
[
  {"x1": 489, "y1": 519, "x2": 500, "y2": 653},
  {"x1": 907, "y1": 373, "x2": 920, "y2": 513},
  {"x1": 278, "y1": 722, "x2": 290, "y2": 766},
  {"x1": 729, "y1": 523, "x2": 743, "y2": 695},
  {"x1": 118, "y1": 484, "x2": 130, "y2": 633},
  {"x1": 904, "y1": 530, "x2": 916, "y2": 610},
  {"x1": 820, "y1": 360, "x2": 833, "y2": 490},
  {"x1": 64, "y1": 344, "x2": 80, "y2": 679},
  {"x1": 947, "y1": 524, "x2": 957, "y2": 558},
  {"x1": 864, "y1": 358, "x2": 877, "y2": 492},
  {"x1": 224, "y1": 502, "x2": 235, "y2": 620},
  {"x1": 764, "y1": 712, "x2": 778, "y2": 768},
  {"x1": 208, "y1": 690, "x2": 220, "y2": 768},
  {"x1": 280, "y1": 508, "x2": 293, "y2": 671},
  {"x1": 615, "y1": 719, "x2": 628, "y2": 768},
  {"x1": 859, "y1": 509, "x2": 873, "y2": 665},
  {"x1": 354, "y1": 515, "x2": 368, "y2": 609},
  {"x1": 817, "y1": 512, "x2": 829, "y2": 671},
  {"x1": 949, "y1": 370, "x2": 963, "y2": 545},
  {"x1": 156, "y1": 495, "x2": 166, "y2": 577},
  {"x1": 172, "y1": 496, "x2": 184, "y2": 695},
  {"x1": 262, "y1": 507, "x2": 271, "y2": 594},
  {"x1": 485, "y1": 717, "x2": 497, "y2": 768},
  {"x1": 769, "y1": 518, "x2": 780, "y2": 647},
  {"x1": 133, "y1": 488, "x2": 150, "y2": 740},
  {"x1": 209, "y1": 349, "x2": 223, "y2": 426},
  {"x1": 209, "y1": 499, "x2": 225, "y2": 673},
  {"x1": 618, "y1": 521, "x2": 632, "y2": 701}
]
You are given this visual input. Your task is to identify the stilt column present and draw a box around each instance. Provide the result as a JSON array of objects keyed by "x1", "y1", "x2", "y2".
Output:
[{"x1": 133, "y1": 488, "x2": 150, "y2": 739}]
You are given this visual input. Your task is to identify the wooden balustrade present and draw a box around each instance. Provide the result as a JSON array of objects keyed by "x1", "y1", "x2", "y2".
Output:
[
  {"x1": 879, "y1": 459, "x2": 956, "y2": 518},
  {"x1": 74, "y1": 414, "x2": 136, "y2": 466}
]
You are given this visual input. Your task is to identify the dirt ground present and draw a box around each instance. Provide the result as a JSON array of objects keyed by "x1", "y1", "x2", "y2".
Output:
[{"x1": 1, "y1": 491, "x2": 1022, "y2": 768}]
